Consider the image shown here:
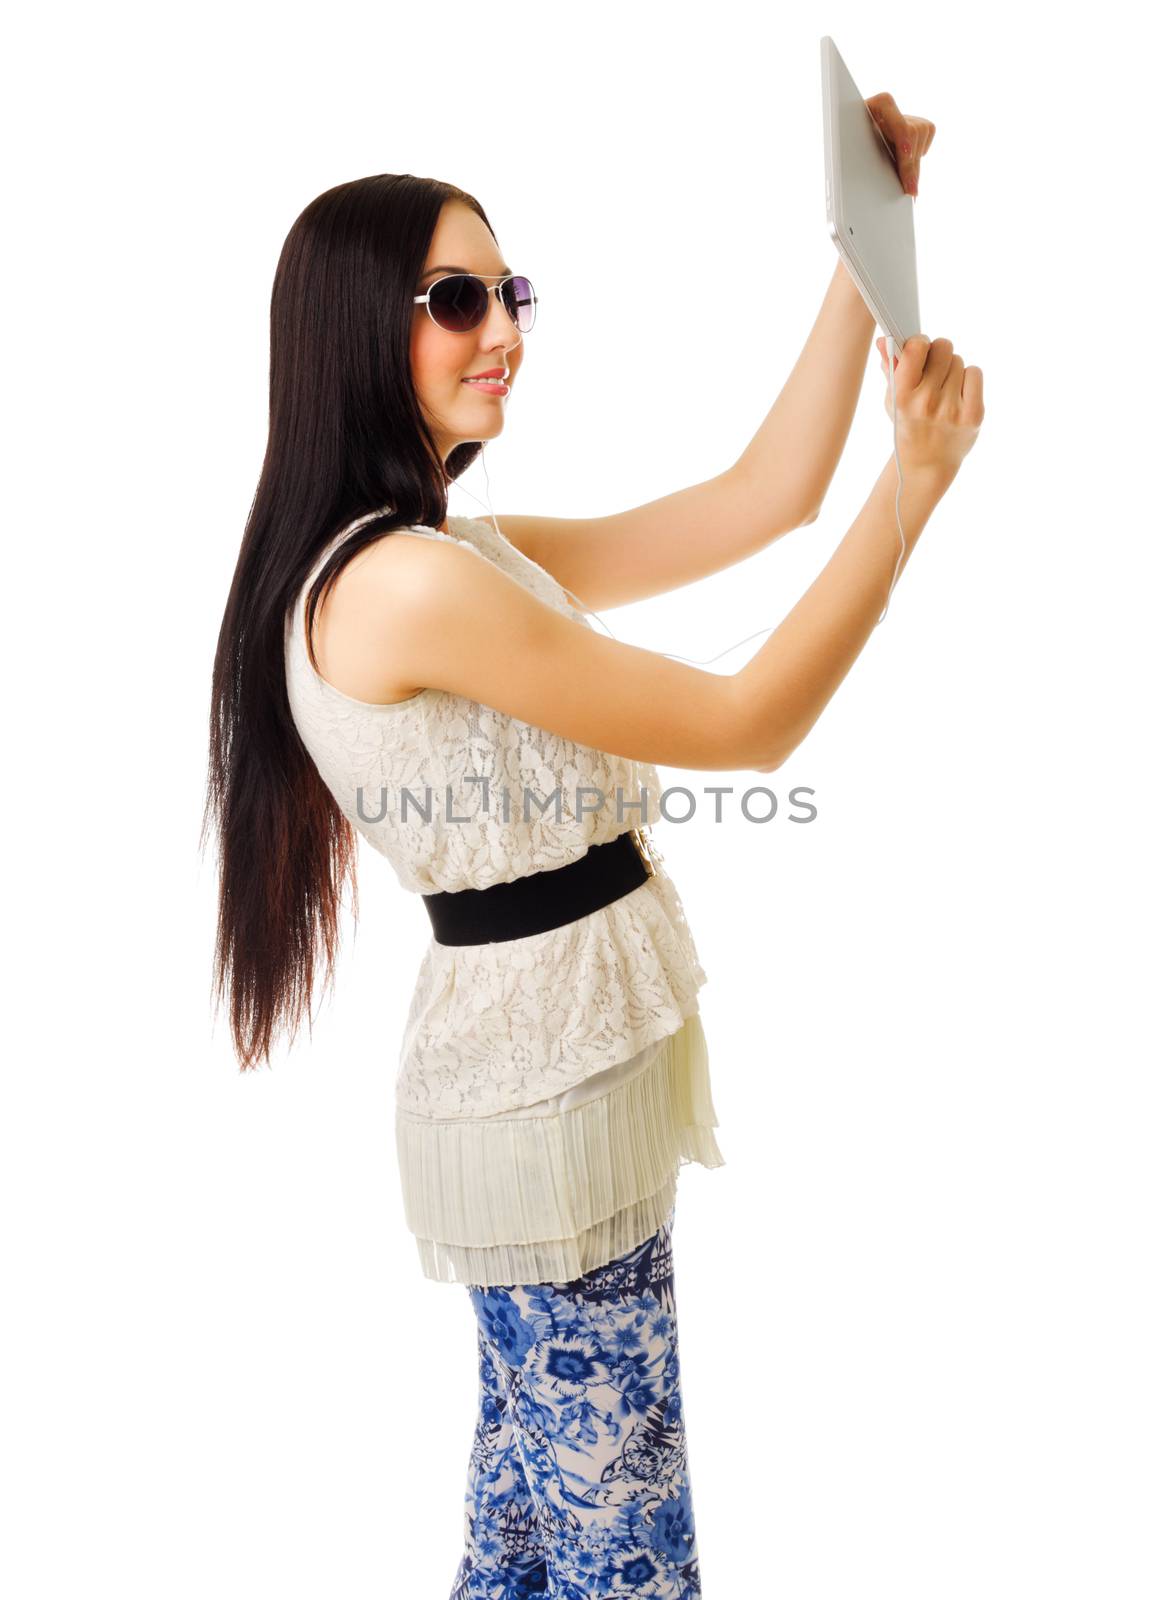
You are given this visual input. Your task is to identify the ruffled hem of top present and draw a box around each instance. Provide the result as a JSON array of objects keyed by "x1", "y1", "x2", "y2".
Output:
[
  {"x1": 394, "y1": 1011, "x2": 725, "y2": 1287},
  {"x1": 412, "y1": 1172, "x2": 681, "y2": 1288}
]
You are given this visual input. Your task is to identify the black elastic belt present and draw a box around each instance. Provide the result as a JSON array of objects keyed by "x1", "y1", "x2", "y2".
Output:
[{"x1": 421, "y1": 827, "x2": 660, "y2": 946}]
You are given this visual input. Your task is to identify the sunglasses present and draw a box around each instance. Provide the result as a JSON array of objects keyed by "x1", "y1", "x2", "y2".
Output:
[{"x1": 413, "y1": 273, "x2": 538, "y2": 335}]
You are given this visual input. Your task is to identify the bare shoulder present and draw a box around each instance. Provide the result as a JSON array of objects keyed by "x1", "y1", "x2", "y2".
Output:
[
  {"x1": 311, "y1": 530, "x2": 470, "y2": 704},
  {"x1": 308, "y1": 524, "x2": 768, "y2": 772}
]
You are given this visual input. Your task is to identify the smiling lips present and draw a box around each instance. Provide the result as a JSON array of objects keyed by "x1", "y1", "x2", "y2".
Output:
[{"x1": 462, "y1": 370, "x2": 509, "y2": 394}]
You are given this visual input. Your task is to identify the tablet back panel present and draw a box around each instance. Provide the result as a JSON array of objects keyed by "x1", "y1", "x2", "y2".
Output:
[{"x1": 821, "y1": 36, "x2": 921, "y2": 349}]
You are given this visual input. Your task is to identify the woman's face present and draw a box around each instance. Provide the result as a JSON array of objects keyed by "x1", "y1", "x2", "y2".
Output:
[{"x1": 410, "y1": 201, "x2": 525, "y2": 473}]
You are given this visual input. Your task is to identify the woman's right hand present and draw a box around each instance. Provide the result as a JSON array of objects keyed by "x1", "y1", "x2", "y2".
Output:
[{"x1": 875, "y1": 334, "x2": 985, "y2": 478}]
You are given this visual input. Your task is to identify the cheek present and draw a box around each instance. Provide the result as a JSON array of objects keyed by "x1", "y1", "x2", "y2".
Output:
[{"x1": 411, "y1": 322, "x2": 462, "y2": 390}]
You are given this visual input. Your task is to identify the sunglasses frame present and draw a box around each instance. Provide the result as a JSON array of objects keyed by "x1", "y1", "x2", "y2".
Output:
[{"x1": 412, "y1": 272, "x2": 538, "y2": 335}]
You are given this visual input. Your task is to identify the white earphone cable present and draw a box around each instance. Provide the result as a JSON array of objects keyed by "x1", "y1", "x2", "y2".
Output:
[{"x1": 458, "y1": 336, "x2": 908, "y2": 664}]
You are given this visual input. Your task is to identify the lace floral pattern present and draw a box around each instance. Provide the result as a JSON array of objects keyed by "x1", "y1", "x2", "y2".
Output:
[
  {"x1": 396, "y1": 867, "x2": 706, "y2": 1118},
  {"x1": 285, "y1": 513, "x2": 665, "y2": 896},
  {"x1": 284, "y1": 511, "x2": 710, "y2": 1120}
]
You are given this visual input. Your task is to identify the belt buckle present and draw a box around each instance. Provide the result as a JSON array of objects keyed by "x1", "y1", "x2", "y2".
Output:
[{"x1": 629, "y1": 824, "x2": 661, "y2": 878}]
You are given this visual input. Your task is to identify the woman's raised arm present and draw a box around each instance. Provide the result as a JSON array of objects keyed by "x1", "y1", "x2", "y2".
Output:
[{"x1": 315, "y1": 450, "x2": 954, "y2": 776}]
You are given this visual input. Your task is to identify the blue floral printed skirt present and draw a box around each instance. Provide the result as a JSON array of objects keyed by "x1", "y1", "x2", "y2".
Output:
[{"x1": 449, "y1": 1203, "x2": 701, "y2": 1599}]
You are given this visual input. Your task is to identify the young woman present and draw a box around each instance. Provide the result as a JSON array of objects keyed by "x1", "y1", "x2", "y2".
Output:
[{"x1": 206, "y1": 156, "x2": 981, "y2": 1596}]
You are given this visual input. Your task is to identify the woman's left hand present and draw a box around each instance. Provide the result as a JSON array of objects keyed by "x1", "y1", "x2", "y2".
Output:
[{"x1": 864, "y1": 93, "x2": 936, "y2": 197}]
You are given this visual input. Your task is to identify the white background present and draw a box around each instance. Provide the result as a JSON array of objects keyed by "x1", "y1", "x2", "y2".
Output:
[{"x1": 5, "y1": 3, "x2": 1161, "y2": 1596}]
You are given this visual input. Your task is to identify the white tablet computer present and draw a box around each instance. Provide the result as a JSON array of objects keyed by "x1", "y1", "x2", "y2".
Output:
[{"x1": 821, "y1": 36, "x2": 921, "y2": 351}]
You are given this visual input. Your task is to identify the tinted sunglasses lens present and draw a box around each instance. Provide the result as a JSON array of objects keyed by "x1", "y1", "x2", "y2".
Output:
[
  {"x1": 502, "y1": 276, "x2": 537, "y2": 333},
  {"x1": 427, "y1": 275, "x2": 489, "y2": 333},
  {"x1": 427, "y1": 275, "x2": 537, "y2": 333}
]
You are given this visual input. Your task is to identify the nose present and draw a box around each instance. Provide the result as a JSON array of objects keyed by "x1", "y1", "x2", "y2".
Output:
[{"x1": 483, "y1": 284, "x2": 522, "y2": 356}]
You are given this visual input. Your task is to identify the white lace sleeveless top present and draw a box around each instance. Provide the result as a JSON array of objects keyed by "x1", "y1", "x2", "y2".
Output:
[{"x1": 284, "y1": 510, "x2": 709, "y2": 1121}]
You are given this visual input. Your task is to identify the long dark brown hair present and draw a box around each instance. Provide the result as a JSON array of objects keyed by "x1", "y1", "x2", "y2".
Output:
[{"x1": 202, "y1": 174, "x2": 497, "y2": 1071}]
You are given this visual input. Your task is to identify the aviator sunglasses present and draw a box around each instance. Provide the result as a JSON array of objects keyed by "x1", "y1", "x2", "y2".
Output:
[{"x1": 413, "y1": 272, "x2": 538, "y2": 335}]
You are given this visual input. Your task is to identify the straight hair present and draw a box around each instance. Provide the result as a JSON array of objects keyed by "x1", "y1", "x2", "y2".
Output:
[{"x1": 203, "y1": 173, "x2": 498, "y2": 1069}]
